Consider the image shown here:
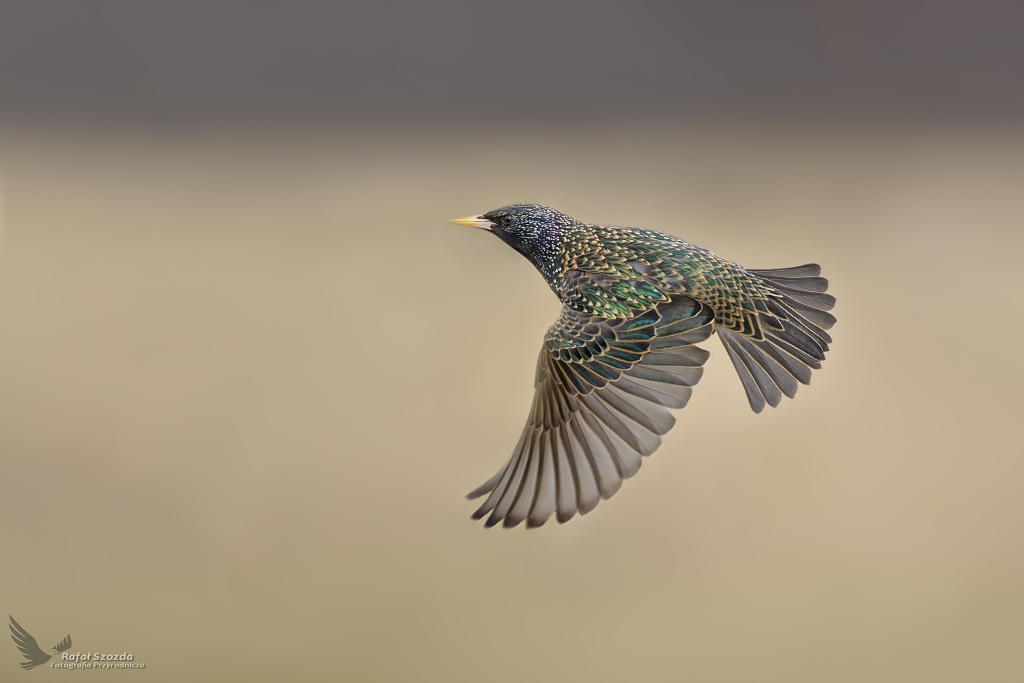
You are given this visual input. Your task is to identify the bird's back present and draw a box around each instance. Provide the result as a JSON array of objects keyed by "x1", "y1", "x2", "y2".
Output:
[{"x1": 557, "y1": 222, "x2": 780, "y2": 337}]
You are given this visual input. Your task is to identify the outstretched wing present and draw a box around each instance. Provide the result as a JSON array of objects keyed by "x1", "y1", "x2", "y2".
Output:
[
  {"x1": 468, "y1": 295, "x2": 715, "y2": 528},
  {"x1": 9, "y1": 616, "x2": 52, "y2": 670},
  {"x1": 53, "y1": 633, "x2": 73, "y2": 653}
]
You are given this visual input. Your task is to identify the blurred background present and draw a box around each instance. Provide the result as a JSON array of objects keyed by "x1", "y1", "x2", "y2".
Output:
[{"x1": 1, "y1": 1, "x2": 1022, "y2": 681}]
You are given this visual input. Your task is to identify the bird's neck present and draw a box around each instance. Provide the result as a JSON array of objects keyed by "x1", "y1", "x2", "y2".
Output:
[{"x1": 511, "y1": 227, "x2": 564, "y2": 295}]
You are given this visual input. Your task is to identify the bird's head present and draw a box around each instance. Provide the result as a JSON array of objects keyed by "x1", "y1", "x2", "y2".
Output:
[{"x1": 448, "y1": 203, "x2": 573, "y2": 272}]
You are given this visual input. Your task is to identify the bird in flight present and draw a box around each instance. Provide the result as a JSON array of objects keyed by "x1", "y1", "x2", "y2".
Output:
[
  {"x1": 450, "y1": 204, "x2": 835, "y2": 529},
  {"x1": 9, "y1": 616, "x2": 72, "y2": 670}
]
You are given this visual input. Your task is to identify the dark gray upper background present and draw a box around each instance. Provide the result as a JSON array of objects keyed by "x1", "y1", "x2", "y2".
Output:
[{"x1": 1, "y1": 0, "x2": 1021, "y2": 126}]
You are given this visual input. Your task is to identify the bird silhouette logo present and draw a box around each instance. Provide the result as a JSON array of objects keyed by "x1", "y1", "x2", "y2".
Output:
[{"x1": 9, "y1": 616, "x2": 72, "y2": 670}]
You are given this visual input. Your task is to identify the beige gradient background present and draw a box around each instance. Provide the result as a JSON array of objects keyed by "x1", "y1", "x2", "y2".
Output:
[{"x1": 1, "y1": 121, "x2": 1022, "y2": 681}]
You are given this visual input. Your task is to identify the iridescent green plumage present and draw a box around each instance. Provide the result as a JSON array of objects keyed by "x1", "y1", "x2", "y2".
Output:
[
  {"x1": 553, "y1": 222, "x2": 785, "y2": 338},
  {"x1": 460, "y1": 203, "x2": 836, "y2": 528}
]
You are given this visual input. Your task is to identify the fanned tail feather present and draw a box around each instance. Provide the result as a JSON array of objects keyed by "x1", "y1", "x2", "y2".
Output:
[{"x1": 720, "y1": 263, "x2": 835, "y2": 413}]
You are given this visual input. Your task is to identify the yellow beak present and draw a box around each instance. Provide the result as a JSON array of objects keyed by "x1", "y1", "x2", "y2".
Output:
[{"x1": 447, "y1": 215, "x2": 493, "y2": 231}]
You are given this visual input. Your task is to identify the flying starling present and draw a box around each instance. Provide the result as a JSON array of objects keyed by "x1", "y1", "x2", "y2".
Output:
[{"x1": 450, "y1": 204, "x2": 836, "y2": 529}]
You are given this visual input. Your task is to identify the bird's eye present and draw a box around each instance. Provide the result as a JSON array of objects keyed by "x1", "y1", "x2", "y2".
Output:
[{"x1": 501, "y1": 215, "x2": 514, "y2": 226}]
